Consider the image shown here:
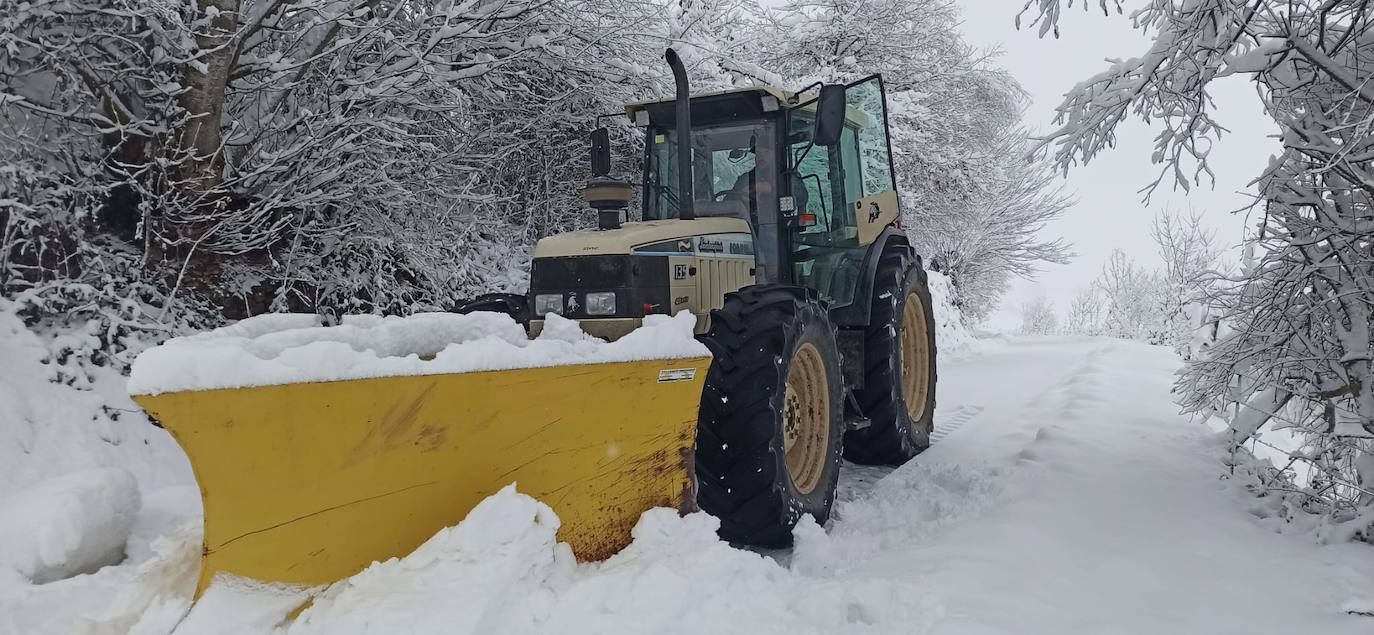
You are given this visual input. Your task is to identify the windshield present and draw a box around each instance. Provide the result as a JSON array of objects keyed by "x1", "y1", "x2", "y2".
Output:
[{"x1": 644, "y1": 120, "x2": 778, "y2": 221}]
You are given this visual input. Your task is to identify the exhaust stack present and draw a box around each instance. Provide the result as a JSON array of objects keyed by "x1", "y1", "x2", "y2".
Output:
[{"x1": 664, "y1": 48, "x2": 695, "y2": 221}]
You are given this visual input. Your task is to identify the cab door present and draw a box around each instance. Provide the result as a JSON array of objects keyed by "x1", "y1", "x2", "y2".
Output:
[{"x1": 785, "y1": 75, "x2": 899, "y2": 309}]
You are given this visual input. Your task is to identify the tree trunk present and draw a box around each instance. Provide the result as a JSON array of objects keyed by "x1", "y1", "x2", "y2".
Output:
[{"x1": 177, "y1": 0, "x2": 240, "y2": 196}]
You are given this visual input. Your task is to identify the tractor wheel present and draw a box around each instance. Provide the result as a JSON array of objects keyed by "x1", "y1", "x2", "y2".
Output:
[
  {"x1": 844, "y1": 251, "x2": 937, "y2": 465},
  {"x1": 695, "y1": 285, "x2": 845, "y2": 546}
]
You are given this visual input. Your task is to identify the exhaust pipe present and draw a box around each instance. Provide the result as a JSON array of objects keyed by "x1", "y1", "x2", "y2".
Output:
[{"x1": 664, "y1": 48, "x2": 695, "y2": 221}]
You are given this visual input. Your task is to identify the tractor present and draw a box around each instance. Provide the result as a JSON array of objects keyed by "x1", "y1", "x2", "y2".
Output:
[{"x1": 469, "y1": 48, "x2": 937, "y2": 545}]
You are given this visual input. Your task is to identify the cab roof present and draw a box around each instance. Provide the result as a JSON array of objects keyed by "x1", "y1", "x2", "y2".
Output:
[
  {"x1": 623, "y1": 85, "x2": 799, "y2": 122},
  {"x1": 624, "y1": 84, "x2": 872, "y2": 130}
]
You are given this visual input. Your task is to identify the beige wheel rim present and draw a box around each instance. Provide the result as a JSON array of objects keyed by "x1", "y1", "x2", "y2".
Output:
[
  {"x1": 901, "y1": 292, "x2": 931, "y2": 422},
  {"x1": 783, "y1": 342, "x2": 830, "y2": 495}
]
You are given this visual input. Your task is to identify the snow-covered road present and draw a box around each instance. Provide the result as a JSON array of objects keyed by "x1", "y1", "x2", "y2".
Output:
[
  {"x1": 823, "y1": 336, "x2": 1374, "y2": 634},
  {"x1": 7, "y1": 336, "x2": 1374, "y2": 634}
]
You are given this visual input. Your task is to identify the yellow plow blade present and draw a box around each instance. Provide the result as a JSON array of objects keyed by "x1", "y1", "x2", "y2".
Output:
[{"x1": 133, "y1": 357, "x2": 709, "y2": 596}]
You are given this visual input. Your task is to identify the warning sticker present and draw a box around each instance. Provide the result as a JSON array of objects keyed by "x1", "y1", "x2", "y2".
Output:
[{"x1": 657, "y1": 368, "x2": 698, "y2": 383}]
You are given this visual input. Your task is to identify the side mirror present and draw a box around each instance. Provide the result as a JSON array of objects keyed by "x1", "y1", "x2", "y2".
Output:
[
  {"x1": 589, "y1": 127, "x2": 611, "y2": 177},
  {"x1": 813, "y1": 84, "x2": 846, "y2": 147}
]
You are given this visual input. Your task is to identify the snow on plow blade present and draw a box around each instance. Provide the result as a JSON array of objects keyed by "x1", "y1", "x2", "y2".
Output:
[{"x1": 133, "y1": 357, "x2": 708, "y2": 595}]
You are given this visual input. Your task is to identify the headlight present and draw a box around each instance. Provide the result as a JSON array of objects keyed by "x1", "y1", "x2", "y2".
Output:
[
  {"x1": 586, "y1": 292, "x2": 616, "y2": 316},
  {"x1": 534, "y1": 294, "x2": 563, "y2": 316}
]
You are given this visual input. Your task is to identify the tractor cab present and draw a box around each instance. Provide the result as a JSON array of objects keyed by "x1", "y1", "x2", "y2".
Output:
[
  {"x1": 627, "y1": 79, "x2": 898, "y2": 312},
  {"x1": 630, "y1": 86, "x2": 794, "y2": 224},
  {"x1": 531, "y1": 53, "x2": 903, "y2": 341}
]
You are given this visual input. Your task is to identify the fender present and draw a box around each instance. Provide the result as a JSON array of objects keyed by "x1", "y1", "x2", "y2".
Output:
[{"x1": 829, "y1": 225, "x2": 917, "y2": 328}]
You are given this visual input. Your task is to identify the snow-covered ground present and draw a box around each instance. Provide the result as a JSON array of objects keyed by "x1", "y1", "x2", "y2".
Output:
[{"x1": 5, "y1": 329, "x2": 1374, "y2": 633}]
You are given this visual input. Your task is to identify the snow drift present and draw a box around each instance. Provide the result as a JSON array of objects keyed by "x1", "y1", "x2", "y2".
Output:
[
  {"x1": 128, "y1": 311, "x2": 708, "y2": 395},
  {"x1": 167, "y1": 484, "x2": 931, "y2": 635},
  {"x1": 0, "y1": 468, "x2": 141, "y2": 584},
  {"x1": 0, "y1": 301, "x2": 190, "y2": 501}
]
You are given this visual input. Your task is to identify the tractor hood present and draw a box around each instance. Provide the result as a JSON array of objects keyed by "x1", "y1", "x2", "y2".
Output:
[{"x1": 533, "y1": 218, "x2": 751, "y2": 259}]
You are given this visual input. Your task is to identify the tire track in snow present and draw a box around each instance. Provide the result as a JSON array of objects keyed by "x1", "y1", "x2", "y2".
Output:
[
  {"x1": 836, "y1": 404, "x2": 984, "y2": 504},
  {"x1": 930, "y1": 404, "x2": 982, "y2": 444},
  {"x1": 813, "y1": 339, "x2": 1117, "y2": 573}
]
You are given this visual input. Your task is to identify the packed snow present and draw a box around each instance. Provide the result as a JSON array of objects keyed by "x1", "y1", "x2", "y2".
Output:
[
  {"x1": 0, "y1": 468, "x2": 140, "y2": 584},
  {"x1": 128, "y1": 311, "x2": 709, "y2": 395},
  {"x1": 174, "y1": 576, "x2": 313, "y2": 635}
]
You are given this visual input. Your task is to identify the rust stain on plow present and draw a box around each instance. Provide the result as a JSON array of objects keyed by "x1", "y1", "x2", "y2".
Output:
[
  {"x1": 678, "y1": 443, "x2": 699, "y2": 514},
  {"x1": 341, "y1": 382, "x2": 438, "y2": 467}
]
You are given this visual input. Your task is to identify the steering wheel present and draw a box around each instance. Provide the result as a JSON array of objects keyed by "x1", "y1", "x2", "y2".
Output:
[{"x1": 713, "y1": 187, "x2": 748, "y2": 202}]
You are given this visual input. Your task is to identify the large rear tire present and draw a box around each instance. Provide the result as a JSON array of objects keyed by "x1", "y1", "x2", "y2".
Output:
[
  {"x1": 695, "y1": 286, "x2": 844, "y2": 546},
  {"x1": 844, "y1": 251, "x2": 937, "y2": 465}
]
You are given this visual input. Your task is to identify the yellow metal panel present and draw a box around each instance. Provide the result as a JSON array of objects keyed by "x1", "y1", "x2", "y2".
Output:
[{"x1": 133, "y1": 357, "x2": 710, "y2": 596}]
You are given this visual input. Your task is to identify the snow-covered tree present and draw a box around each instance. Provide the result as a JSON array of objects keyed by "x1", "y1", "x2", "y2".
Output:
[
  {"x1": 1150, "y1": 208, "x2": 1225, "y2": 356},
  {"x1": 2, "y1": 0, "x2": 670, "y2": 322},
  {"x1": 1022, "y1": 0, "x2": 1374, "y2": 538},
  {"x1": 1063, "y1": 286, "x2": 1106, "y2": 336},
  {"x1": 1093, "y1": 249, "x2": 1167, "y2": 342},
  {"x1": 1019, "y1": 295, "x2": 1060, "y2": 335}
]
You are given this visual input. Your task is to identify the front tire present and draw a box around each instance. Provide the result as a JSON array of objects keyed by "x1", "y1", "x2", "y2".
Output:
[
  {"x1": 694, "y1": 286, "x2": 844, "y2": 546},
  {"x1": 844, "y1": 251, "x2": 938, "y2": 465}
]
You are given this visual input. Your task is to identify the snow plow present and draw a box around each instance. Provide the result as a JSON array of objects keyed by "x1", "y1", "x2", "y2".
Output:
[
  {"x1": 130, "y1": 313, "x2": 711, "y2": 595},
  {"x1": 130, "y1": 48, "x2": 937, "y2": 598},
  {"x1": 134, "y1": 361, "x2": 709, "y2": 594}
]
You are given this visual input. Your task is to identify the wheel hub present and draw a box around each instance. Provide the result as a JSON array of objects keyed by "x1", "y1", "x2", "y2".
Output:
[
  {"x1": 900, "y1": 292, "x2": 931, "y2": 422},
  {"x1": 783, "y1": 342, "x2": 829, "y2": 495}
]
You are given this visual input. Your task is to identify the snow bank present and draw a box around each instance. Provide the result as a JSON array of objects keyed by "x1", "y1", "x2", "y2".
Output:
[
  {"x1": 0, "y1": 300, "x2": 195, "y2": 627},
  {"x1": 282, "y1": 485, "x2": 571, "y2": 635},
  {"x1": 0, "y1": 468, "x2": 141, "y2": 583},
  {"x1": 128, "y1": 311, "x2": 709, "y2": 395},
  {"x1": 0, "y1": 300, "x2": 190, "y2": 500},
  {"x1": 926, "y1": 270, "x2": 980, "y2": 360},
  {"x1": 151, "y1": 485, "x2": 930, "y2": 634}
]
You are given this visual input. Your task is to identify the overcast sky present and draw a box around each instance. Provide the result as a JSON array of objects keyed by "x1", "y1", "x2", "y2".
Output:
[{"x1": 952, "y1": 2, "x2": 1280, "y2": 331}]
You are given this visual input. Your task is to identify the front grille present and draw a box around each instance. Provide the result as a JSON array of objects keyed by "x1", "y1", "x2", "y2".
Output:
[
  {"x1": 530, "y1": 255, "x2": 670, "y2": 319},
  {"x1": 531, "y1": 255, "x2": 634, "y2": 290}
]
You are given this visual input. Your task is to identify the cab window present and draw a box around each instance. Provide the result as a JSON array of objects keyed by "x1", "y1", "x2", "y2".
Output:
[{"x1": 645, "y1": 121, "x2": 778, "y2": 221}]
